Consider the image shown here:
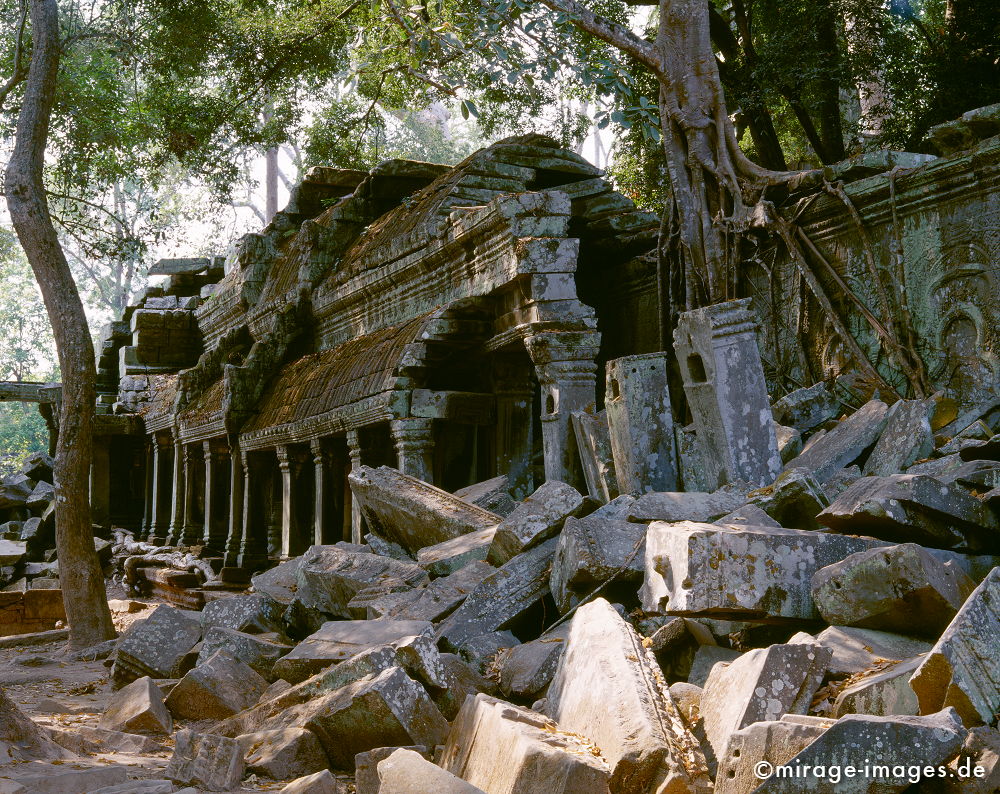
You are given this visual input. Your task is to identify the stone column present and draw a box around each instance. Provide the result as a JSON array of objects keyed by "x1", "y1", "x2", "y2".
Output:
[
  {"x1": 90, "y1": 434, "x2": 111, "y2": 528},
  {"x1": 141, "y1": 440, "x2": 154, "y2": 540},
  {"x1": 525, "y1": 330, "x2": 601, "y2": 490},
  {"x1": 167, "y1": 432, "x2": 186, "y2": 545},
  {"x1": 149, "y1": 435, "x2": 171, "y2": 546},
  {"x1": 390, "y1": 418, "x2": 435, "y2": 484},
  {"x1": 276, "y1": 445, "x2": 298, "y2": 559},
  {"x1": 238, "y1": 451, "x2": 269, "y2": 569},
  {"x1": 224, "y1": 439, "x2": 244, "y2": 567},
  {"x1": 180, "y1": 443, "x2": 202, "y2": 546},
  {"x1": 493, "y1": 354, "x2": 536, "y2": 500},
  {"x1": 674, "y1": 297, "x2": 781, "y2": 488},
  {"x1": 346, "y1": 429, "x2": 363, "y2": 545},
  {"x1": 311, "y1": 438, "x2": 329, "y2": 546},
  {"x1": 202, "y1": 441, "x2": 230, "y2": 556}
]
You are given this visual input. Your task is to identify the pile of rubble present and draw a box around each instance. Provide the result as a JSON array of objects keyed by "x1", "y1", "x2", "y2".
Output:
[{"x1": 3, "y1": 382, "x2": 1000, "y2": 793}]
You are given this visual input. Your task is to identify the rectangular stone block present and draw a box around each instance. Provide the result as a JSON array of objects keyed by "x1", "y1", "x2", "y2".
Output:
[
  {"x1": 864, "y1": 398, "x2": 935, "y2": 476},
  {"x1": 166, "y1": 729, "x2": 244, "y2": 791},
  {"x1": 377, "y1": 748, "x2": 485, "y2": 793},
  {"x1": 112, "y1": 604, "x2": 202, "y2": 686},
  {"x1": 368, "y1": 560, "x2": 495, "y2": 622},
  {"x1": 416, "y1": 527, "x2": 495, "y2": 577},
  {"x1": 570, "y1": 409, "x2": 618, "y2": 503},
  {"x1": 628, "y1": 484, "x2": 750, "y2": 523},
  {"x1": 783, "y1": 398, "x2": 890, "y2": 481},
  {"x1": 487, "y1": 480, "x2": 584, "y2": 565}
]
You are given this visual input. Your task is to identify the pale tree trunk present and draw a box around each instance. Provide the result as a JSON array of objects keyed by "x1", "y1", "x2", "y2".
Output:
[{"x1": 4, "y1": 0, "x2": 115, "y2": 648}]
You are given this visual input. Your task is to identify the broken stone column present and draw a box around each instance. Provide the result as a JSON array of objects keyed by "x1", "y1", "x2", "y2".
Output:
[
  {"x1": 570, "y1": 409, "x2": 618, "y2": 503},
  {"x1": 167, "y1": 431, "x2": 185, "y2": 545},
  {"x1": 782, "y1": 398, "x2": 890, "y2": 481},
  {"x1": 148, "y1": 434, "x2": 172, "y2": 545},
  {"x1": 910, "y1": 566, "x2": 1000, "y2": 726},
  {"x1": 311, "y1": 439, "x2": 330, "y2": 546},
  {"x1": 202, "y1": 440, "x2": 230, "y2": 555},
  {"x1": 390, "y1": 418, "x2": 435, "y2": 484},
  {"x1": 545, "y1": 598, "x2": 712, "y2": 793},
  {"x1": 525, "y1": 330, "x2": 601, "y2": 491},
  {"x1": 440, "y1": 694, "x2": 613, "y2": 794},
  {"x1": 673, "y1": 298, "x2": 781, "y2": 488},
  {"x1": 493, "y1": 354, "x2": 536, "y2": 499},
  {"x1": 346, "y1": 429, "x2": 364, "y2": 544},
  {"x1": 223, "y1": 436, "x2": 245, "y2": 567},
  {"x1": 605, "y1": 352, "x2": 677, "y2": 494}
]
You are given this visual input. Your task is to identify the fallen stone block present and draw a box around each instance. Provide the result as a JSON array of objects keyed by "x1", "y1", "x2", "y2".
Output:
[
  {"x1": 498, "y1": 622, "x2": 570, "y2": 701},
  {"x1": 753, "y1": 708, "x2": 965, "y2": 793},
  {"x1": 549, "y1": 515, "x2": 645, "y2": 613},
  {"x1": 1, "y1": 763, "x2": 128, "y2": 794},
  {"x1": 281, "y1": 769, "x2": 345, "y2": 793},
  {"x1": 628, "y1": 483, "x2": 751, "y2": 523},
  {"x1": 0, "y1": 540, "x2": 26, "y2": 567},
  {"x1": 440, "y1": 694, "x2": 612, "y2": 794},
  {"x1": 942, "y1": 459, "x2": 1000, "y2": 491},
  {"x1": 589, "y1": 493, "x2": 637, "y2": 520},
  {"x1": 296, "y1": 544, "x2": 428, "y2": 619},
  {"x1": 642, "y1": 522, "x2": 886, "y2": 619},
  {"x1": 832, "y1": 656, "x2": 922, "y2": 717},
  {"x1": 790, "y1": 626, "x2": 931, "y2": 676},
  {"x1": 910, "y1": 566, "x2": 1000, "y2": 725},
  {"x1": 165, "y1": 648, "x2": 268, "y2": 720},
  {"x1": 350, "y1": 466, "x2": 502, "y2": 555},
  {"x1": 772, "y1": 382, "x2": 840, "y2": 433},
  {"x1": 436, "y1": 538, "x2": 558, "y2": 652},
  {"x1": 487, "y1": 480, "x2": 585, "y2": 565},
  {"x1": 645, "y1": 616, "x2": 716, "y2": 683},
  {"x1": 0, "y1": 476, "x2": 33, "y2": 509},
  {"x1": 687, "y1": 645, "x2": 743, "y2": 687},
  {"x1": 166, "y1": 729, "x2": 244, "y2": 791},
  {"x1": 355, "y1": 746, "x2": 432, "y2": 794},
  {"x1": 347, "y1": 578, "x2": 415, "y2": 619},
  {"x1": 272, "y1": 619, "x2": 444, "y2": 686},
  {"x1": 714, "y1": 504, "x2": 781, "y2": 528},
  {"x1": 818, "y1": 474, "x2": 999, "y2": 552},
  {"x1": 20, "y1": 452, "x2": 53, "y2": 483},
  {"x1": 111, "y1": 604, "x2": 201, "y2": 686},
  {"x1": 937, "y1": 727, "x2": 1000, "y2": 793},
  {"x1": 87, "y1": 780, "x2": 175, "y2": 794},
  {"x1": 98, "y1": 675, "x2": 172, "y2": 734},
  {"x1": 811, "y1": 543, "x2": 975, "y2": 636},
  {"x1": 864, "y1": 398, "x2": 935, "y2": 476},
  {"x1": 751, "y1": 467, "x2": 829, "y2": 531},
  {"x1": 457, "y1": 630, "x2": 521, "y2": 674},
  {"x1": 783, "y1": 398, "x2": 890, "y2": 481},
  {"x1": 701, "y1": 642, "x2": 830, "y2": 760},
  {"x1": 545, "y1": 598, "x2": 712, "y2": 793},
  {"x1": 715, "y1": 717, "x2": 831, "y2": 794},
  {"x1": 454, "y1": 475, "x2": 517, "y2": 517},
  {"x1": 200, "y1": 592, "x2": 285, "y2": 634},
  {"x1": 378, "y1": 748, "x2": 486, "y2": 793},
  {"x1": 774, "y1": 423, "x2": 803, "y2": 464},
  {"x1": 571, "y1": 409, "x2": 619, "y2": 503},
  {"x1": 238, "y1": 727, "x2": 329, "y2": 780},
  {"x1": 370, "y1": 561, "x2": 495, "y2": 622},
  {"x1": 431, "y1": 652, "x2": 497, "y2": 721},
  {"x1": 0, "y1": 689, "x2": 74, "y2": 762},
  {"x1": 416, "y1": 527, "x2": 495, "y2": 577},
  {"x1": 198, "y1": 626, "x2": 292, "y2": 680},
  {"x1": 48, "y1": 725, "x2": 163, "y2": 755},
  {"x1": 259, "y1": 666, "x2": 449, "y2": 769},
  {"x1": 252, "y1": 556, "x2": 304, "y2": 605}
]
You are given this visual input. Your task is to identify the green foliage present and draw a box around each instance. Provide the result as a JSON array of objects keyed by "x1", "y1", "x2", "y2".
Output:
[
  {"x1": 0, "y1": 228, "x2": 54, "y2": 383},
  {"x1": 0, "y1": 402, "x2": 48, "y2": 478}
]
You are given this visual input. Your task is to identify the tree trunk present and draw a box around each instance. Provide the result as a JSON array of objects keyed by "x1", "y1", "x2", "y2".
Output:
[{"x1": 4, "y1": 0, "x2": 115, "y2": 648}]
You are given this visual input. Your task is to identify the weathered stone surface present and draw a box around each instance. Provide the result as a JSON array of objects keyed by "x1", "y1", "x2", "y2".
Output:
[
  {"x1": 819, "y1": 474, "x2": 1000, "y2": 552},
  {"x1": 605, "y1": 352, "x2": 677, "y2": 495},
  {"x1": 369, "y1": 561, "x2": 495, "y2": 622},
  {"x1": 487, "y1": 480, "x2": 584, "y2": 565},
  {"x1": 687, "y1": 645, "x2": 743, "y2": 687},
  {"x1": 498, "y1": 622, "x2": 570, "y2": 700},
  {"x1": 642, "y1": 522, "x2": 886, "y2": 619},
  {"x1": 1, "y1": 764, "x2": 128, "y2": 794},
  {"x1": 273, "y1": 619, "x2": 444, "y2": 686},
  {"x1": 571, "y1": 409, "x2": 618, "y2": 503},
  {"x1": 112, "y1": 604, "x2": 201, "y2": 686},
  {"x1": 416, "y1": 528, "x2": 495, "y2": 577},
  {"x1": 296, "y1": 544, "x2": 428, "y2": 619},
  {"x1": 238, "y1": 727, "x2": 330, "y2": 780},
  {"x1": 675, "y1": 299, "x2": 782, "y2": 488},
  {"x1": 783, "y1": 398, "x2": 890, "y2": 481},
  {"x1": 943, "y1": 459, "x2": 1000, "y2": 491},
  {"x1": 751, "y1": 467, "x2": 830, "y2": 530},
  {"x1": 98, "y1": 676, "x2": 172, "y2": 734},
  {"x1": 811, "y1": 543, "x2": 975, "y2": 636},
  {"x1": 628, "y1": 483, "x2": 751, "y2": 523},
  {"x1": 935, "y1": 727, "x2": 1000, "y2": 793},
  {"x1": 715, "y1": 718, "x2": 830, "y2": 794},
  {"x1": 864, "y1": 398, "x2": 935, "y2": 476},
  {"x1": 436, "y1": 538, "x2": 558, "y2": 651},
  {"x1": 166, "y1": 729, "x2": 244, "y2": 791},
  {"x1": 645, "y1": 616, "x2": 716, "y2": 683},
  {"x1": 260, "y1": 666, "x2": 449, "y2": 769},
  {"x1": 549, "y1": 515, "x2": 645, "y2": 613},
  {"x1": 715, "y1": 504, "x2": 781, "y2": 528},
  {"x1": 165, "y1": 649, "x2": 268, "y2": 720},
  {"x1": 350, "y1": 466, "x2": 502, "y2": 555},
  {"x1": 281, "y1": 769, "x2": 344, "y2": 793},
  {"x1": 252, "y1": 556, "x2": 304, "y2": 605},
  {"x1": 377, "y1": 748, "x2": 486, "y2": 793},
  {"x1": 910, "y1": 566, "x2": 1000, "y2": 725},
  {"x1": 0, "y1": 540, "x2": 26, "y2": 567},
  {"x1": 20, "y1": 452, "x2": 53, "y2": 483},
  {"x1": 440, "y1": 694, "x2": 613, "y2": 794},
  {"x1": 772, "y1": 382, "x2": 840, "y2": 433},
  {"x1": 198, "y1": 626, "x2": 292, "y2": 680},
  {"x1": 431, "y1": 652, "x2": 496, "y2": 721},
  {"x1": 200, "y1": 592, "x2": 285, "y2": 634},
  {"x1": 832, "y1": 656, "x2": 922, "y2": 717},
  {"x1": 454, "y1": 476, "x2": 517, "y2": 517},
  {"x1": 545, "y1": 598, "x2": 712, "y2": 793},
  {"x1": 700, "y1": 642, "x2": 830, "y2": 759},
  {"x1": 791, "y1": 626, "x2": 931, "y2": 676},
  {"x1": 48, "y1": 725, "x2": 163, "y2": 755},
  {"x1": 753, "y1": 708, "x2": 965, "y2": 793},
  {"x1": 774, "y1": 424, "x2": 803, "y2": 464},
  {"x1": 356, "y1": 746, "x2": 431, "y2": 794}
]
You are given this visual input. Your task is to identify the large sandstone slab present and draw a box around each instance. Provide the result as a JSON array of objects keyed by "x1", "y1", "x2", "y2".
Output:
[
  {"x1": 111, "y1": 604, "x2": 201, "y2": 686},
  {"x1": 864, "y1": 398, "x2": 935, "y2": 476},
  {"x1": 440, "y1": 694, "x2": 612, "y2": 794},
  {"x1": 910, "y1": 566, "x2": 1000, "y2": 725},
  {"x1": 792, "y1": 626, "x2": 931, "y2": 676},
  {"x1": 416, "y1": 528, "x2": 495, "y2": 577},
  {"x1": 377, "y1": 748, "x2": 485, "y2": 793},
  {"x1": 436, "y1": 538, "x2": 558, "y2": 651},
  {"x1": 98, "y1": 676, "x2": 172, "y2": 735},
  {"x1": 832, "y1": 656, "x2": 922, "y2": 717},
  {"x1": 628, "y1": 484, "x2": 750, "y2": 523},
  {"x1": 367, "y1": 561, "x2": 494, "y2": 622},
  {"x1": 165, "y1": 648, "x2": 268, "y2": 720},
  {"x1": 571, "y1": 409, "x2": 618, "y2": 503},
  {"x1": 771, "y1": 382, "x2": 840, "y2": 433},
  {"x1": 545, "y1": 598, "x2": 712, "y2": 793},
  {"x1": 198, "y1": 626, "x2": 292, "y2": 680},
  {"x1": 818, "y1": 474, "x2": 999, "y2": 552},
  {"x1": 487, "y1": 480, "x2": 585, "y2": 565},
  {"x1": 200, "y1": 592, "x2": 285, "y2": 634},
  {"x1": 715, "y1": 717, "x2": 831, "y2": 794},
  {"x1": 166, "y1": 729, "x2": 244, "y2": 791},
  {"x1": 782, "y1": 398, "x2": 890, "y2": 481},
  {"x1": 238, "y1": 727, "x2": 330, "y2": 780},
  {"x1": 350, "y1": 466, "x2": 502, "y2": 554},
  {"x1": 642, "y1": 522, "x2": 886, "y2": 619}
]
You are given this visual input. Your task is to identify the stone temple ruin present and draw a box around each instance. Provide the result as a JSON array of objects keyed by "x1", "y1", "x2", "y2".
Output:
[{"x1": 1, "y1": 114, "x2": 1000, "y2": 792}]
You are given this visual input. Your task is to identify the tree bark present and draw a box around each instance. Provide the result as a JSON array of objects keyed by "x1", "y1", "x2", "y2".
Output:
[{"x1": 4, "y1": 0, "x2": 115, "y2": 648}]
